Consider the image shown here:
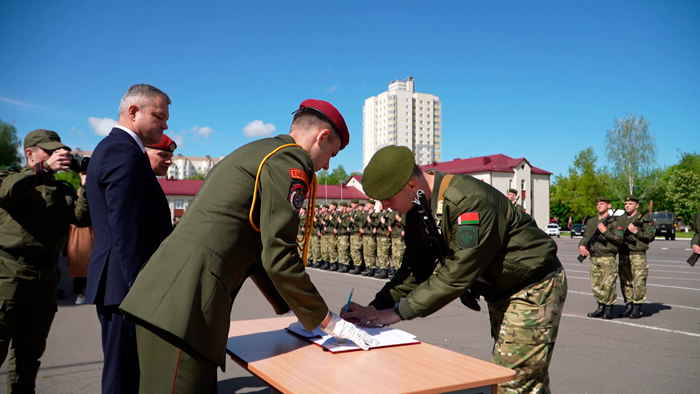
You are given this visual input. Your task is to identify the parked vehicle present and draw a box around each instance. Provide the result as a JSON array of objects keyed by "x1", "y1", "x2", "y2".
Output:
[
  {"x1": 545, "y1": 223, "x2": 561, "y2": 238},
  {"x1": 570, "y1": 223, "x2": 585, "y2": 238},
  {"x1": 652, "y1": 211, "x2": 676, "y2": 240}
]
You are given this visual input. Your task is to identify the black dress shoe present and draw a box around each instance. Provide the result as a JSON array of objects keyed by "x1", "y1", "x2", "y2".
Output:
[
  {"x1": 587, "y1": 303, "x2": 605, "y2": 318},
  {"x1": 630, "y1": 303, "x2": 642, "y2": 319},
  {"x1": 620, "y1": 303, "x2": 633, "y2": 318},
  {"x1": 602, "y1": 305, "x2": 614, "y2": 320}
]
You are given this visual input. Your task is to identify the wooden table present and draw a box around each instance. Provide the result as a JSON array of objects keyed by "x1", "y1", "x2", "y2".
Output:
[{"x1": 227, "y1": 316, "x2": 515, "y2": 394}]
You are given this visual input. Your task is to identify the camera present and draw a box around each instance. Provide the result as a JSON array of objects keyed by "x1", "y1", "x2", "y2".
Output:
[{"x1": 70, "y1": 154, "x2": 90, "y2": 173}]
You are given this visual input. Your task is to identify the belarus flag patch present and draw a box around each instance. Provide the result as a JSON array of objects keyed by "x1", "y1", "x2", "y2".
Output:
[{"x1": 458, "y1": 212, "x2": 479, "y2": 225}]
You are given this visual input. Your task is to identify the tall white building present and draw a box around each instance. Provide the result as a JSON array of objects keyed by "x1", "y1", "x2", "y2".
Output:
[
  {"x1": 362, "y1": 77, "x2": 442, "y2": 168},
  {"x1": 168, "y1": 154, "x2": 225, "y2": 179}
]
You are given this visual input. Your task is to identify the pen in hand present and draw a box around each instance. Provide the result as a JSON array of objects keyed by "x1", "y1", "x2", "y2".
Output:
[{"x1": 344, "y1": 287, "x2": 354, "y2": 314}]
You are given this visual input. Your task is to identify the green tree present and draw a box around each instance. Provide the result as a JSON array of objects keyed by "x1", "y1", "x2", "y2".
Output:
[
  {"x1": 666, "y1": 168, "x2": 700, "y2": 226},
  {"x1": 552, "y1": 147, "x2": 613, "y2": 223},
  {"x1": 0, "y1": 120, "x2": 22, "y2": 167},
  {"x1": 605, "y1": 114, "x2": 658, "y2": 198},
  {"x1": 316, "y1": 164, "x2": 349, "y2": 185},
  {"x1": 55, "y1": 171, "x2": 81, "y2": 190},
  {"x1": 185, "y1": 172, "x2": 206, "y2": 180}
]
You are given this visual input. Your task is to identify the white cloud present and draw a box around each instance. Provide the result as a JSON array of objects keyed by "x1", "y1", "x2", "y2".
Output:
[
  {"x1": 0, "y1": 96, "x2": 42, "y2": 111},
  {"x1": 325, "y1": 85, "x2": 339, "y2": 93},
  {"x1": 191, "y1": 126, "x2": 214, "y2": 138},
  {"x1": 242, "y1": 120, "x2": 275, "y2": 138},
  {"x1": 172, "y1": 134, "x2": 185, "y2": 148},
  {"x1": 88, "y1": 117, "x2": 117, "y2": 136}
]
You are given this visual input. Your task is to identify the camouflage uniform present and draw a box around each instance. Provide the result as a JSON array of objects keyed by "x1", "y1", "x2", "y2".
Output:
[
  {"x1": 376, "y1": 211, "x2": 392, "y2": 270},
  {"x1": 336, "y1": 207, "x2": 351, "y2": 267},
  {"x1": 362, "y1": 210, "x2": 377, "y2": 270},
  {"x1": 310, "y1": 212, "x2": 322, "y2": 264},
  {"x1": 327, "y1": 210, "x2": 339, "y2": 265},
  {"x1": 349, "y1": 208, "x2": 364, "y2": 271},
  {"x1": 320, "y1": 211, "x2": 331, "y2": 263},
  {"x1": 618, "y1": 211, "x2": 654, "y2": 306},
  {"x1": 389, "y1": 212, "x2": 405, "y2": 270},
  {"x1": 580, "y1": 215, "x2": 623, "y2": 306}
]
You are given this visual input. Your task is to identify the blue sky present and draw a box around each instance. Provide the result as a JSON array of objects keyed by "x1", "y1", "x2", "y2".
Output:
[{"x1": 1, "y1": 1, "x2": 698, "y2": 179}]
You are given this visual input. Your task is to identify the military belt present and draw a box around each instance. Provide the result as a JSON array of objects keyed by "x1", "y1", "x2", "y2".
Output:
[{"x1": 0, "y1": 249, "x2": 58, "y2": 269}]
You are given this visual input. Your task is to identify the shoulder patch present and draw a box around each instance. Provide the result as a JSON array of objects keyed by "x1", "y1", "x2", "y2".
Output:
[
  {"x1": 288, "y1": 180, "x2": 307, "y2": 212},
  {"x1": 457, "y1": 226, "x2": 479, "y2": 249},
  {"x1": 289, "y1": 168, "x2": 309, "y2": 188}
]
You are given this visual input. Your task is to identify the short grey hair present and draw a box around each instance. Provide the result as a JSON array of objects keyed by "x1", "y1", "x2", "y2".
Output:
[{"x1": 118, "y1": 84, "x2": 171, "y2": 117}]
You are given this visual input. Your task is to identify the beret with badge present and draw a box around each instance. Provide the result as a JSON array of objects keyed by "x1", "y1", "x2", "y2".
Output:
[{"x1": 146, "y1": 134, "x2": 177, "y2": 152}]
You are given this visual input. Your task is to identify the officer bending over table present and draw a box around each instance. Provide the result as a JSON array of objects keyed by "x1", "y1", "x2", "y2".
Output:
[
  {"x1": 0, "y1": 129, "x2": 91, "y2": 393},
  {"x1": 120, "y1": 99, "x2": 377, "y2": 393},
  {"x1": 343, "y1": 146, "x2": 567, "y2": 394}
]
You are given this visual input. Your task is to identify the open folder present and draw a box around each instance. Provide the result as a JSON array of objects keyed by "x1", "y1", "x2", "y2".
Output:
[{"x1": 286, "y1": 320, "x2": 420, "y2": 353}]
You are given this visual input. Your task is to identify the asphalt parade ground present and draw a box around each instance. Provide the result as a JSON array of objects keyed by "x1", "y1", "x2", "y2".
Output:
[{"x1": 1, "y1": 236, "x2": 698, "y2": 393}]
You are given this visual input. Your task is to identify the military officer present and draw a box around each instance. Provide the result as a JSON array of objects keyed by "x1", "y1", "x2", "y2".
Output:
[
  {"x1": 361, "y1": 200, "x2": 378, "y2": 277},
  {"x1": 344, "y1": 146, "x2": 567, "y2": 394},
  {"x1": 336, "y1": 202, "x2": 352, "y2": 272},
  {"x1": 617, "y1": 195, "x2": 654, "y2": 318},
  {"x1": 506, "y1": 188, "x2": 524, "y2": 212},
  {"x1": 120, "y1": 99, "x2": 376, "y2": 393},
  {"x1": 375, "y1": 207, "x2": 393, "y2": 279},
  {"x1": 0, "y1": 129, "x2": 91, "y2": 392},
  {"x1": 349, "y1": 199, "x2": 365, "y2": 274},
  {"x1": 579, "y1": 196, "x2": 623, "y2": 320},
  {"x1": 145, "y1": 133, "x2": 177, "y2": 176}
]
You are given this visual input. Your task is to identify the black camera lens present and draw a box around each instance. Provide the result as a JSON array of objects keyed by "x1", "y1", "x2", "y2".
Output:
[{"x1": 70, "y1": 154, "x2": 90, "y2": 172}]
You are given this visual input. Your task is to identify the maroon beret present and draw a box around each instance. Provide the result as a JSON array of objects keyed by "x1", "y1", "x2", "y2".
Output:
[
  {"x1": 296, "y1": 99, "x2": 349, "y2": 150},
  {"x1": 146, "y1": 133, "x2": 177, "y2": 152}
]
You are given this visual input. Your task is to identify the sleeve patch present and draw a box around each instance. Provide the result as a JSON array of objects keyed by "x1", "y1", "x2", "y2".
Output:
[
  {"x1": 458, "y1": 212, "x2": 479, "y2": 225},
  {"x1": 289, "y1": 168, "x2": 309, "y2": 188},
  {"x1": 288, "y1": 181, "x2": 307, "y2": 211},
  {"x1": 457, "y1": 226, "x2": 479, "y2": 249}
]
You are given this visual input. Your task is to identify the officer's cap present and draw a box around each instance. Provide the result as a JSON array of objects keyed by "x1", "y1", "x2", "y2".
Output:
[
  {"x1": 294, "y1": 99, "x2": 349, "y2": 150},
  {"x1": 625, "y1": 195, "x2": 640, "y2": 203},
  {"x1": 146, "y1": 133, "x2": 177, "y2": 152},
  {"x1": 363, "y1": 146, "x2": 415, "y2": 201},
  {"x1": 507, "y1": 188, "x2": 517, "y2": 194},
  {"x1": 24, "y1": 129, "x2": 70, "y2": 151},
  {"x1": 596, "y1": 196, "x2": 612, "y2": 203}
]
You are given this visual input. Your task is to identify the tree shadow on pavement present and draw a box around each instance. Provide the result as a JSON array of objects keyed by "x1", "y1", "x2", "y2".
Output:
[{"x1": 218, "y1": 376, "x2": 272, "y2": 393}]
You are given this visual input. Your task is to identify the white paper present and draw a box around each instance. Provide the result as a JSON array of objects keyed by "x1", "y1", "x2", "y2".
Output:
[{"x1": 286, "y1": 321, "x2": 420, "y2": 352}]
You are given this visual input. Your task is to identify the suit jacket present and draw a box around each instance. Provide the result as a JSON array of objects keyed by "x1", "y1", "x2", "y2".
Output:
[
  {"x1": 120, "y1": 134, "x2": 329, "y2": 370},
  {"x1": 85, "y1": 127, "x2": 172, "y2": 306}
]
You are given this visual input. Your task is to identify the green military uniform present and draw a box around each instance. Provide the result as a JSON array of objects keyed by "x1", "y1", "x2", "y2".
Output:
[
  {"x1": 617, "y1": 196, "x2": 655, "y2": 318},
  {"x1": 389, "y1": 212, "x2": 406, "y2": 272},
  {"x1": 579, "y1": 205, "x2": 623, "y2": 317},
  {"x1": 349, "y1": 204, "x2": 365, "y2": 274},
  {"x1": 326, "y1": 205, "x2": 340, "y2": 270},
  {"x1": 120, "y1": 134, "x2": 331, "y2": 393},
  {"x1": 0, "y1": 131, "x2": 91, "y2": 393},
  {"x1": 363, "y1": 160, "x2": 567, "y2": 394},
  {"x1": 375, "y1": 210, "x2": 392, "y2": 278},
  {"x1": 320, "y1": 207, "x2": 332, "y2": 268},
  {"x1": 336, "y1": 203, "x2": 351, "y2": 272},
  {"x1": 361, "y1": 205, "x2": 378, "y2": 276},
  {"x1": 310, "y1": 210, "x2": 322, "y2": 267}
]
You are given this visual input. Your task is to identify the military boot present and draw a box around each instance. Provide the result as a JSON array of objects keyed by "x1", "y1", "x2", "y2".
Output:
[
  {"x1": 620, "y1": 303, "x2": 633, "y2": 318},
  {"x1": 312, "y1": 260, "x2": 322, "y2": 268},
  {"x1": 350, "y1": 266, "x2": 363, "y2": 275},
  {"x1": 363, "y1": 268, "x2": 375, "y2": 277},
  {"x1": 338, "y1": 264, "x2": 349, "y2": 273},
  {"x1": 587, "y1": 303, "x2": 605, "y2": 318},
  {"x1": 330, "y1": 262, "x2": 338, "y2": 271},
  {"x1": 322, "y1": 261, "x2": 330, "y2": 270},
  {"x1": 377, "y1": 269, "x2": 388, "y2": 279},
  {"x1": 602, "y1": 304, "x2": 614, "y2": 320},
  {"x1": 630, "y1": 303, "x2": 642, "y2": 319}
]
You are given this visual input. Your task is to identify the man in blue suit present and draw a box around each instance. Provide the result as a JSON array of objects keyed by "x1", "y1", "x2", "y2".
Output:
[{"x1": 85, "y1": 84, "x2": 173, "y2": 394}]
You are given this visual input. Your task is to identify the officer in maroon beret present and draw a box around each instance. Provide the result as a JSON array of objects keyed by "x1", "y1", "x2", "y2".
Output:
[{"x1": 145, "y1": 133, "x2": 177, "y2": 176}]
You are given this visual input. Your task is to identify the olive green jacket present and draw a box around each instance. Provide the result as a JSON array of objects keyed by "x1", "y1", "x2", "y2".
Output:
[
  {"x1": 617, "y1": 212, "x2": 655, "y2": 255},
  {"x1": 370, "y1": 171, "x2": 562, "y2": 320},
  {"x1": 579, "y1": 215, "x2": 623, "y2": 257},
  {"x1": 0, "y1": 165, "x2": 90, "y2": 256},
  {"x1": 120, "y1": 135, "x2": 329, "y2": 370}
]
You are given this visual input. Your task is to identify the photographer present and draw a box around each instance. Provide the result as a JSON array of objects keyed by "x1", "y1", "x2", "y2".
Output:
[{"x1": 0, "y1": 129, "x2": 90, "y2": 393}]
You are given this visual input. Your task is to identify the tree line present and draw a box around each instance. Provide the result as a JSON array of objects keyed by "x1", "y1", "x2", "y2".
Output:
[{"x1": 551, "y1": 114, "x2": 700, "y2": 227}]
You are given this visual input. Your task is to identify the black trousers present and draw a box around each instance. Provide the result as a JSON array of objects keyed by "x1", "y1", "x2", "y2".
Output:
[{"x1": 96, "y1": 304, "x2": 139, "y2": 394}]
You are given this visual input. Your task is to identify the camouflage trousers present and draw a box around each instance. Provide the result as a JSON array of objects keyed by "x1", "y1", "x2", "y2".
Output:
[
  {"x1": 618, "y1": 254, "x2": 648, "y2": 304},
  {"x1": 489, "y1": 268, "x2": 567, "y2": 394},
  {"x1": 310, "y1": 236, "x2": 321, "y2": 262},
  {"x1": 328, "y1": 235, "x2": 339, "y2": 263},
  {"x1": 321, "y1": 235, "x2": 331, "y2": 262},
  {"x1": 350, "y1": 234, "x2": 363, "y2": 267},
  {"x1": 376, "y1": 237, "x2": 392, "y2": 269},
  {"x1": 590, "y1": 256, "x2": 618, "y2": 305},
  {"x1": 337, "y1": 235, "x2": 351, "y2": 265},
  {"x1": 391, "y1": 237, "x2": 405, "y2": 269},
  {"x1": 362, "y1": 235, "x2": 377, "y2": 268}
]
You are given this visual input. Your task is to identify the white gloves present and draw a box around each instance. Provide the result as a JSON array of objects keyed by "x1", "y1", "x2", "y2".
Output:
[{"x1": 321, "y1": 312, "x2": 379, "y2": 350}]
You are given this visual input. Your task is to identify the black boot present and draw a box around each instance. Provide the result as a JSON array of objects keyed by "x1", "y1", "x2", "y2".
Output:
[
  {"x1": 630, "y1": 303, "x2": 642, "y2": 319},
  {"x1": 350, "y1": 265, "x2": 363, "y2": 275},
  {"x1": 388, "y1": 267, "x2": 396, "y2": 278},
  {"x1": 363, "y1": 268, "x2": 375, "y2": 277},
  {"x1": 587, "y1": 303, "x2": 605, "y2": 318},
  {"x1": 603, "y1": 304, "x2": 614, "y2": 320},
  {"x1": 377, "y1": 269, "x2": 388, "y2": 279},
  {"x1": 330, "y1": 262, "x2": 338, "y2": 271},
  {"x1": 620, "y1": 303, "x2": 633, "y2": 318},
  {"x1": 312, "y1": 260, "x2": 322, "y2": 268},
  {"x1": 322, "y1": 261, "x2": 330, "y2": 270},
  {"x1": 338, "y1": 264, "x2": 349, "y2": 273}
]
